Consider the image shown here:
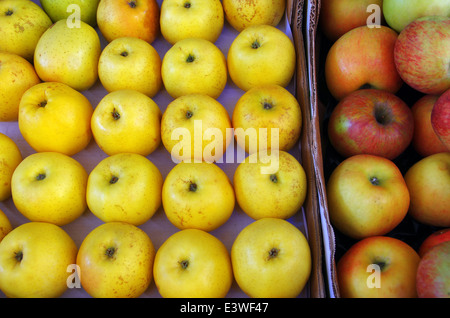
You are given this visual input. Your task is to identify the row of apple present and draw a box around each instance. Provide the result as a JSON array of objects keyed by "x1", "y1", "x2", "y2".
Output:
[
  {"x1": 318, "y1": 0, "x2": 449, "y2": 298},
  {"x1": 0, "y1": 0, "x2": 314, "y2": 298}
]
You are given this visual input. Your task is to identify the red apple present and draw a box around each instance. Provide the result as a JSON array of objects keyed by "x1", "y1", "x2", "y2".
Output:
[
  {"x1": 337, "y1": 236, "x2": 420, "y2": 298},
  {"x1": 394, "y1": 16, "x2": 450, "y2": 95},
  {"x1": 325, "y1": 25, "x2": 403, "y2": 101},
  {"x1": 327, "y1": 89, "x2": 414, "y2": 160},
  {"x1": 327, "y1": 154, "x2": 410, "y2": 240},
  {"x1": 431, "y1": 89, "x2": 450, "y2": 150},
  {"x1": 412, "y1": 94, "x2": 448, "y2": 157},
  {"x1": 416, "y1": 241, "x2": 450, "y2": 298},
  {"x1": 419, "y1": 228, "x2": 450, "y2": 258},
  {"x1": 319, "y1": 0, "x2": 384, "y2": 42},
  {"x1": 404, "y1": 152, "x2": 450, "y2": 227}
]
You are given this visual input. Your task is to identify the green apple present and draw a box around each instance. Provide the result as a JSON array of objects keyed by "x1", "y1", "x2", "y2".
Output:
[
  {"x1": 39, "y1": 0, "x2": 100, "y2": 27},
  {"x1": 0, "y1": 0, "x2": 52, "y2": 61},
  {"x1": 383, "y1": 0, "x2": 450, "y2": 32},
  {"x1": 34, "y1": 19, "x2": 101, "y2": 91}
]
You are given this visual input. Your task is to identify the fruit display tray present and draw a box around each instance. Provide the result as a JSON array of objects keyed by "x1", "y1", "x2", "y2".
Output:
[
  {"x1": 0, "y1": 0, "x2": 326, "y2": 298},
  {"x1": 305, "y1": 0, "x2": 442, "y2": 297}
]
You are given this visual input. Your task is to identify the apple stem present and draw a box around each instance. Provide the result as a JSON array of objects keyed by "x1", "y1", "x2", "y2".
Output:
[{"x1": 14, "y1": 251, "x2": 23, "y2": 262}]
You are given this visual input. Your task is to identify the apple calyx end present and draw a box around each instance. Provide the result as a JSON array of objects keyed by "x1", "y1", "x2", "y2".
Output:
[
  {"x1": 186, "y1": 54, "x2": 195, "y2": 63},
  {"x1": 179, "y1": 259, "x2": 189, "y2": 269},
  {"x1": 270, "y1": 174, "x2": 278, "y2": 183},
  {"x1": 267, "y1": 247, "x2": 280, "y2": 260},
  {"x1": 128, "y1": 1, "x2": 137, "y2": 9},
  {"x1": 185, "y1": 110, "x2": 193, "y2": 119},
  {"x1": 369, "y1": 176, "x2": 380, "y2": 186},
  {"x1": 105, "y1": 247, "x2": 116, "y2": 258},
  {"x1": 39, "y1": 101, "x2": 47, "y2": 108},
  {"x1": 189, "y1": 182, "x2": 197, "y2": 192},
  {"x1": 14, "y1": 251, "x2": 23, "y2": 262},
  {"x1": 110, "y1": 176, "x2": 119, "y2": 184},
  {"x1": 111, "y1": 108, "x2": 120, "y2": 120},
  {"x1": 251, "y1": 40, "x2": 261, "y2": 49},
  {"x1": 5, "y1": 9, "x2": 13, "y2": 16},
  {"x1": 36, "y1": 173, "x2": 46, "y2": 181},
  {"x1": 120, "y1": 51, "x2": 128, "y2": 57},
  {"x1": 184, "y1": 1, "x2": 191, "y2": 9}
]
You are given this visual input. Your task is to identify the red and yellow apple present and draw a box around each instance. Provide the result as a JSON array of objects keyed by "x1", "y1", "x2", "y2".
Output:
[
  {"x1": 97, "y1": 0, "x2": 160, "y2": 44},
  {"x1": 337, "y1": 236, "x2": 420, "y2": 298},
  {"x1": 404, "y1": 152, "x2": 450, "y2": 227},
  {"x1": 412, "y1": 94, "x2": 448, "y2": 157},
  {"x1": 419, "y1": 228, "x2": 450, "y2": 258},
  {"x1": 327, "y1": 154, "x2": 410, "y2": 240},
  {"x1": 327, "y1": 89, "x2": 413, "y2": 160},
  {"x1": 416, "y1": 241, "x2": 450, "y2": 298},
  {"x1": 319, "y1": 0, "x2": 384, "y2": 41},
  {"x1": 431, "y1": 89, "x2": 450, "y2": 150},
  {"x1": 394, "y1": 16, "x2": 450, "y2": 95},
  {"x1": 325, "y1": 25, "x2": 403, "y2": 101}
]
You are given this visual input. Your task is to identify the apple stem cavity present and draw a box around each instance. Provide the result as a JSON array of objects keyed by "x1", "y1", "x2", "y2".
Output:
[
  {"x1": 14, "y1": 251, "x2": 23, "y2": 262},
  {"x1": 36, "y1": 173, "x2": 46, "y2": 181},
  {"x1": 270, "y1": 174, "x2": 278, "y2": 183},
  {"x1": 268, "y1": 247, "x2": 280, "y2": 260},
  {"x1": 111, "y1": 108, "x2": 120, "y2": 120},
  {"x1": 374, "y1": 103, "x2": 393, "y2": 126},
  {"x1": 179, "y1": 260, "x2": 189, "y2": 269},
  {"x1": 105, "y1": 247, "x2": 116, "y2": 258},
  {"x1": 369, "y1": 176, "x2": 380, "y2": 186},
  {"x1": 251, "y1": 40, "x2": 261, "y2": 49}
]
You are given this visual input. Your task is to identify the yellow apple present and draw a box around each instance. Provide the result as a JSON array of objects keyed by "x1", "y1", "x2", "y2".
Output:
[
  {"x1": 0, "y1": 222, "x2": 78, "y2": 298},
  {"x1": 160, "y1": 0, "x2": 224, "y2": 45},
  {"x1": 0, "y1": 209, "x2": 12, "y2": 243},
  {"x1": 231, "y1": 218, "x2": 311, "y2": 298},
  {"x1": 161, "y1": 94, "x2": 232, "y2": 163},
  {"x1": 0, "y1": 52, "x2": 41, "y2": 121},
  {"x1": 404, "y1": 152, "x2": 450, "y2": 227},
  {"x1": 161, "y1": 38, "x2": 228, "y2": 99},
  {"x1": 227, "y1": 24, "x2": 296, "y2": 92},
  {"x1": 234, "y1": 150, "x2": 307, "y2": 220},
  {"x1": 223, "y1": 0, "x2": 286, "y2": 32},
  {"x1": 97, "y1": 0, "x2": 160, "y2": 44},
  {"x1": 91, "y1": 90, "x2": 162, "y2": 157},
  {"x1": 0, "y1": 0, "x2": 52, "y2": 61},
  {"x1": 0, "y1": 133, "x2": 22, "y2": 202},
  {"x1": 98, "y1": 37, "x2": 162, "y2": 98},
  {"x1": 86, "y1": 153, "x2": 163, "y2": 226},
  {"x1": 327, "y1": 154, "x2": 410, "y2": 240},
  {"x1": 153, "y1": 228, "x2": 233, "y2": 298},
  {"x1": 232, "y1": 84, "x2": 302, "y2": 154},
  {"x1": 162, "y1": 161, "x2": 235, "y2": 232},
  {"x1": 11, "y1": 152, "x2": 88, "y2": 226},
  {"x1": 39, "y1": 0, "x2": 101, "y2": 27},
  {"x1": 34, "y1": 19, "x2": 101, "y2": 91},
  {"x1": 18, "y1": 82, "x2": 93, "y2": 156},
  {"x1": 76, "y1": 222, "x2": 155, "y2": 298}
]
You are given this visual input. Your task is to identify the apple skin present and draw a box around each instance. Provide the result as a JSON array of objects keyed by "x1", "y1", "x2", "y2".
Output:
[
  {"x1": 412, "y1": 94, "x2": 448, "y2": 157},
  {"x1": 383, "y1": 0, "x2": 450, "y2": 33},
  {"x1": 319, "y1": 0, "x2": 384, "y2": 41},
  {"x1": 327, "y1": 89, "x2": 414, "y2": 160},
  {"x1": 404, "y1": 152, "x2": 450, "y2": 227},
  {"x1": 337, "y1": 236, "x2": 420, "y2": 298},
  {"x1": 394, "y1": 16, "x2": 450, "y2": 95},
  {"x1": 327, "y1": 154, "x2": 410, "y2": 240},
  {"x1": 39, "y1": 0, "x2": 100, "y2": 27},
  {"x1": 431, "y1": 89, "x2": 450, "y2": 150},
  {"x1": 325, "y1": 26, "x2": 403, "y2": 101},
  {"x1": 419, "y1": 228, "x2": 450, "y2": 258},
  {"x1": 416, "y1": 241, "x2": 450, "y2": 298}
]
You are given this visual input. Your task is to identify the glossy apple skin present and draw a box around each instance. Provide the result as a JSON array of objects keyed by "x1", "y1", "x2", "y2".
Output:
[
  {"x1": 328, "y1": 89, "x2": 413, "y2": 160},
  {"x1": 394, "y1": 16, "x2": 450, "y2": 95},
  {"x1": 325, "y1": 26, "x2": 403, "y2": 101},
  {"x1": 337, "y1": 236, "x2": 420, "y2": 298},
  {"x1": 412, "y1": 94, "x2": 448, "y2": 157},
  {"x1": 319, "y1": 0, "x2": 384, "y2": 41},
  {"x1": 431, "y1": 89, "x2": 450, "y2": 150},
  {"x1": 416, "y1": 241, "x2": 450, "y2": 298},
  {"x1": 419, "y1": 228, "x2": 450, "y2": 258}
]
